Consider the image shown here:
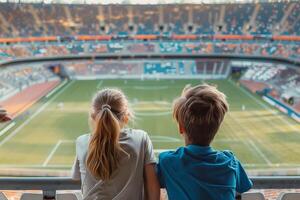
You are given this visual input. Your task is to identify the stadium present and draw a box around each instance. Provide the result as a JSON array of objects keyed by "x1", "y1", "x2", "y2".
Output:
[{"x1": 0, "y1": 0, "x2": 299, "y2": 199}]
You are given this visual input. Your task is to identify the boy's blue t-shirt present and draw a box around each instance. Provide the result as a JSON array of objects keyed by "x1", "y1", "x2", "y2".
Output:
[{"x1": 156, "y1": 145, "x2": 253, "y2": 200}]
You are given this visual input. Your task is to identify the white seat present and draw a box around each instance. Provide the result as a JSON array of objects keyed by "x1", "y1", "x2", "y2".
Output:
[
  {"x1": 20, "y1": 192, "x2": 81, "y2": 200},
  {"x1": 242, "y1": 192, "x2": 265, "y2": 200},
  {"x1": 57, "y1": 193, "x2": 82, "y2": 200},
  {"x1": 20, "y1": 193, "x2": 43, "y2": 200},
  {"x1": 0, "y1": 192, "x2": 8, "y2": 200},
  {"x1": 277, "y1": 192, "x2": 300, "y2": 200}
]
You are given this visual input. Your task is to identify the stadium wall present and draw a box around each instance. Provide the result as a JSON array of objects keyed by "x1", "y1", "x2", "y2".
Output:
[{"x1": 73, "y1": 74, "x2": 227, "y2": 80}]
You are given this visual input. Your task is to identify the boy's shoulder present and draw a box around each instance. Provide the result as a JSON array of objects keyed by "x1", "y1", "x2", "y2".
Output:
[
  {"x1": 221, "y1": 149, "x2": 236, "y2": 158},
  {"x1": 124, "y1": 128, "x2": 148, "y2": 136},
  {"x1": 159, "y1": 147, "x2": 239, "y2": 165},
  {"x1": 158, "y1": 147, "x2": 185, "y2": 162}
]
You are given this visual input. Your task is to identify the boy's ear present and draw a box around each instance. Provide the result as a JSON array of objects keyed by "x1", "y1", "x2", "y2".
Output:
[{"x1": 178, "y1": 123, "x2": 185, "y2": 135}]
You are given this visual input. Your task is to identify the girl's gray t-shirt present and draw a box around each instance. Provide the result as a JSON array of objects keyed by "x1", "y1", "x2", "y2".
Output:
[{"x1": 71, "y1": 128, "x2": 156, "y2": 200}]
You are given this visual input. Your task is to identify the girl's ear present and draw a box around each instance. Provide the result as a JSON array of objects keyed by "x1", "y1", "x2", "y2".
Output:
[
  {"x1": 90, "y1": 110, "x2": 97, "y2": 121},
  {"x1": 123, "y1": 113, "x2": 129, "y2": 125}
]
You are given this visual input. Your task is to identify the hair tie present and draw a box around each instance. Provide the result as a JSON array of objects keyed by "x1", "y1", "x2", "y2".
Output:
[{"x1": 101, "y1": 104, "x2": 111, "y2": 110}]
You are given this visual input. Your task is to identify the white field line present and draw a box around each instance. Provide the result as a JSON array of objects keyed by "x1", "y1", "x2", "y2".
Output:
[
  {"x1": 61, "y1": 140, "x2": 74, "y2": 143},
  {"x1": 96, "y1": 80, "x2": 103, "y2": 89},
  {"x1": 228, "y1": 79, "x2": 299, "y2": 132},
  {"x1": 42, "y1": 139, "x2": 74, "y2": 167},
  {"x1": 150, "y1": 136, "x2": 181, "y2": 142},
  {"x1": 0, "y1": 122, "x2": 16, "y2": 137},
  {"x1": 0, "y1": 81, "x2": 74, "y2": 147},
  {"x1": 42, "y1": 140, "x2": 63, "y2": 167},
  {"x1": 0, "y1": 164, "x2": 72, "y2": 168},
  {"x1": 45, "y1": 80, "x2": 68, "y2": 98},
  {"x1": 214, "y1": 138, "x2": 241, "y2": 143},
  {"x1": 134, "y1": 86, "x2": 169, "y2": 90},
  {"x1": 135, "y1": 111, "x2": 172, "y2": 116},
  {"x1": 228, "y1": 114, "x2": 271, "y2": 165},
  {"x1": 243, "y1": 163, "x2": 300, "y2": 167},
  {"x1": 154, "y1": 149, "x2": 174, "y2": 154},
  {"x1": 227, "y1": 113, "x2": 272, "y2": 166}
]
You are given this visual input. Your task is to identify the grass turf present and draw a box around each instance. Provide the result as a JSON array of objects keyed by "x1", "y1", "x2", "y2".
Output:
[{"x1": 0, "y1": 79, "x2": 300, "y2": 170}]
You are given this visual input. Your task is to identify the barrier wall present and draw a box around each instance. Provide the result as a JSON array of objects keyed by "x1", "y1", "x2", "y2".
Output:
[{"x1": 262, "y1": 95, "x2": 300, "y2": 123}]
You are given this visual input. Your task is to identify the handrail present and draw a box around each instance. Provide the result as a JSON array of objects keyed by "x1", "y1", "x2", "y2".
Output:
[
  {"x1": 1, "y1": 176, "x2": 300, "y2": 190},
  {"x1": 0, "y1": 177, "x2": 80, "y2": 190},
  {"x1": 1, "y1": 176, "x2": 300, "y2": 199}
]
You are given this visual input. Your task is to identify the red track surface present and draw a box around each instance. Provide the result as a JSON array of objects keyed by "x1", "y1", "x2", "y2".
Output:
[{"x1": 0, "y1": 81, "x2": 60, "y2": 118}]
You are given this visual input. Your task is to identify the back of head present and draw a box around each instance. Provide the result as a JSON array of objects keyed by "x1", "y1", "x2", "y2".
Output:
[
  {"x1": 87, "y1": 88, "x2": 130, "y2": 181},
  {"x1": 173, "y1": 84, "x2": 228, "y2": 146}
]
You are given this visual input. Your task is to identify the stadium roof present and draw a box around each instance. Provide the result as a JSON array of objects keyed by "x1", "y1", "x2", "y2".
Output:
[{"x1": 0, "y1": 0, "x2": 295, "y2": 4}]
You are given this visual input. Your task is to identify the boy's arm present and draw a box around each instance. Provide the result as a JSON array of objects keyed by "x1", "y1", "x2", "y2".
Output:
[
  {"x1": 156, "y1": 160, "x2": 166, "y2": 188},
  {"x1": 144, "y1": 164, "x2": 160, "y2": 200},
  {"x1": 236, "y1": 160, "x2": 253, "y2": 193}
]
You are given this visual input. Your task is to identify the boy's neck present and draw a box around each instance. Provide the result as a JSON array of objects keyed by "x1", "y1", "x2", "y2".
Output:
[
  {"x1": 183, "y1": 134, "x2": 210, "y2": 147},
  {"x1": 184, "y1": 135, "x2": 192, "y2": 146}
]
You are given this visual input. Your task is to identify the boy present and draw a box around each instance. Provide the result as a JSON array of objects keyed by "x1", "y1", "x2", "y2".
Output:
[{"x1": 156, "y1": 84, "x2": 252, "y2": 200}]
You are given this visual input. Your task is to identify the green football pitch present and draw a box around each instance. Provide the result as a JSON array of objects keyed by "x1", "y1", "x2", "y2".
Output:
[{"x1": 0, "y1": 79, "x2": 300, "y2": 171}]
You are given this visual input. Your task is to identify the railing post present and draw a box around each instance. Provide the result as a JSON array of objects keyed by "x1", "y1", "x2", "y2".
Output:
[{"x1": 43, "y1": 190, "x2": 56, "y2": 200}]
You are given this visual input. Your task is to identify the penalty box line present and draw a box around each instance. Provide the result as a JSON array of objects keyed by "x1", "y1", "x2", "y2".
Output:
[
  {"x1": 43, "y1": 137, "x2": 242, "y2": 166},
  {"x1": 227, "y1": 112, "x2": 272, "y2": 166},
  {"x1": 42, "y1": 140, "x2": 74, "y2": 167}
]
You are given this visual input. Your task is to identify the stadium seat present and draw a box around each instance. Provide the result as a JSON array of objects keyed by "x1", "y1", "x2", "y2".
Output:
[
  {"x1": 242, "y1": 192, "x2": 265, "y2": 200},
  {"x1": 0, "y1": 192, "x2": 8, "y2": 200},
  {"x1": 57, "y1": 193, "x2": 82, "y2": 200},
  {"x1": 277, "y1": 192, "x2": 300, "y2": 200},
  {"x1": 20, "y1": 192, "x2": 81, "y2": 200},
  {"x1": 20, "y1": 193, "x2": 43, "y2": 200}
]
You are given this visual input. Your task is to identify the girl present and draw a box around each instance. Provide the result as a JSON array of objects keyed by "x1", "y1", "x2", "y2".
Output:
[{"x1": 72, "y1": 88, "x2": 160, "y2": 200}]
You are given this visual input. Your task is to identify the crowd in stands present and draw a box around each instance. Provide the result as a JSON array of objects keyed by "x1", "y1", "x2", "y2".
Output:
[
  {"x1": 0, "y1": 2, "x2": 299, "y2": 62},
  {"x1": 0, "y1": 2, "x2": 299, "y2": 37},
  {"x1": 0, "y1": 65, "x2": 59, "y2": 100},
  {"x1": 0, "y1": 40, "x2": 299, "y2": 61},
  {"x1": 241, "y1": 63, "x2": 300, "y2": 113}
]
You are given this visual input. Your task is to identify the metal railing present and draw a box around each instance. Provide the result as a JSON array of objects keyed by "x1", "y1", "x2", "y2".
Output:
[{"x1": 1, "y1": 176, "x2": 300, "y2": 199}]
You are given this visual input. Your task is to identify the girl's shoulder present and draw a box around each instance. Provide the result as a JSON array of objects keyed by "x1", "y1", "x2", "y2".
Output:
[
  {"x1": 123, "y1": 128, "x2": 149, "y2": 139},
  {"x1": 75, "y1": 133, "x2": 90, "y2": 147}
]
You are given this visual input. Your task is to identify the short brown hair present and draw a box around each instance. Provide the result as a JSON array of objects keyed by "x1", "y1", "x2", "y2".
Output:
[{"x1": 173, "y1": 84, "x2": 228, "y2": 146}]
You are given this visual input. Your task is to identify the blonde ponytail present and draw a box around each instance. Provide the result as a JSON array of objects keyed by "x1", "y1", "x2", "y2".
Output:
[{"x1": 86, "y1": 89, "x2": 129, "y2": 180}]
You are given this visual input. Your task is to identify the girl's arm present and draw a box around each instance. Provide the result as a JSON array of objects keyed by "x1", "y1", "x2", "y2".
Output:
[
  {"x1": 144, "y1": 163, "x2": 160, "y2": 200},
  {"x1": 71, "y1": 156, "x2": 81, "y2": 181}
]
